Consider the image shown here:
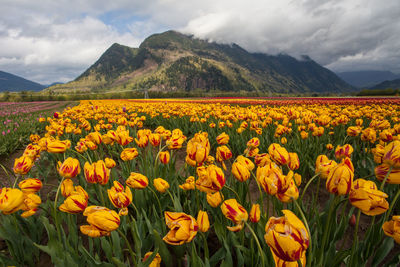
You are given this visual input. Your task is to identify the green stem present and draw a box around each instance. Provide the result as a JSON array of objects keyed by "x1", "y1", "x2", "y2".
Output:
[
  {"x1": 293, "y1": 199, "x2": 312, "y2": 267},
  {"x1": 379, "y1": 166, "x2": 393, "y2": 190},
  {"x1": 318, "y1": 195, "x2": 339, "y2": 265},
  {"x1": 384, "y1": 187, "x2": 400, "y2": 222},
  {"x1": 96, "y1": 184, "x2": 106, "y2": 206},
  {"x1": 201, "y1": 232, "x2": 209, "y2": 259},
  {"x1": 12, "y1": 174, "x2": 21, "y2": 188},
  {"x1": 300, "y1": 173, "x2": 320, "y2": 202},
  {"x1": 224, "y1": 185, "x2": 240, "y2": 200},
  {"x1": 244, "y1": 221, "x2": 265, "y2": 266},
  {"x1": 147, "y1": 186, "x2": 162, "y2": 214},
  {"x1": 0, "y1": 163, "x2": 12, "y2": 187},
  {"x1": 250, "y1": 171, "x2": 265, "y2": 216},
  {"x1": 349, "y1": 209, "x2": 361, "y2": 267},
  {"x1": 117, "y1": 229, "x2": 137, "y2": 266}
]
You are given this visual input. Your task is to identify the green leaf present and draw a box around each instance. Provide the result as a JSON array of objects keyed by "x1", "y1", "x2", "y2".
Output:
[
  {"x1": 111, "y1": 230, "x2": 122, "y2": 259},
  {"x1": 101, "y1": 237, "x2": 113, "y2": 261},
  {"x1": 371, "y1": 238, "x2": 394, "y2": 267}
]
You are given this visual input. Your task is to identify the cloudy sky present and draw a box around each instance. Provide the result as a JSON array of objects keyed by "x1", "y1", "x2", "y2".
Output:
[{"x1": 1, "y1": 0, "x2": 400, "y2": 84}]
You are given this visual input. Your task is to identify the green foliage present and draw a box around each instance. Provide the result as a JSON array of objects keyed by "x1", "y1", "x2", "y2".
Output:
[{"x1": 357, "y1": 88, "x2": 400, "y2": 96}]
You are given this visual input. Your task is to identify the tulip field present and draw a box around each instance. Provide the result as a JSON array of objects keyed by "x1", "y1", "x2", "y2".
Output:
[
  {"x1": 1, "y1": 97, "x2": 400, "y2": 266},
  {"x1": 0, "y1": 101, "x2": 76, "y2": 157}
]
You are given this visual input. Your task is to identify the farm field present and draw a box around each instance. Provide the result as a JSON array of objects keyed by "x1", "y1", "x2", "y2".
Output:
[
  {"x1": 0, "y1": 97, "x2": 399, "y2": 266},
  {"x1": 0, "y1": 101, "x2": 77, "y2": 157}
]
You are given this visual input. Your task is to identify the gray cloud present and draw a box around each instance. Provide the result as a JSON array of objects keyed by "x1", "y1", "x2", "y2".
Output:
[{"x1": 1, "y1": 0, "x2": 400, "y2": 84}]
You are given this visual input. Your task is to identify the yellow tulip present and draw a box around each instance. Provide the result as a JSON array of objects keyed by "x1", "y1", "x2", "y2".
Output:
[
  {"x1": 349, "y1": 179, "x2": 388, "y2": 216},
  {"x1": 120, "y1": 147, "x2": 139, "y2": 161},
  {"x1": 179, "y1": 176, "x2": 195, "y2": 191},
  {"x1": 158, "y1": 151, "x2": 170, "y2": 164},
  {"x1": 153, "y1": 178, "x2": 170, "y2": 193},
  {"x1": 383, "y1": 140, "x2": 400, "y2": 168},
  {"x1": 231, "y1": 162, "x2": 250, "y2": 182},
  {"x1": 18, "y1": 178, "x2": 42, "y2": 194},
  {"x1": 13, "y1": 155, "x2": 34, "y2": 175},
  {"x1": 382, "y1": 216, "x2": 400, "y2": 244},
  {"x1": 335, "y1": 144, "x2": 354, "y2": 159},
  {"x1": 375, "y1": 163, "x2": 400, "y2": 184},
  {"x1": 58, "y1": 157, "x2": 81, "y2": 178},
  {"x1": 264, "y1": 210, "x2": 309, "y2": 262},
  {"x1": 288, "y1": 152, "x2": 300, "y2": 170},
  {"x1": 104, "y1": 157, "x2": 116, "y2": 169},
  {"x1": 206, "y1": 191, "x2": 223, "y2": 208},
  {"x1": 249, "y1": 204, "x2": 260, "y2": 223},
  {"x1": 80, "y1": 206, "x2": 120, "y2": 237},
  {"x1": 47, "y1": 139, "x2": 71, "y2": 153},
  {"x1": 195, "y1": 165, "x2": 225, "y2": 193},
  {"x1": 163, "y1": 211, "x2": 198, "y2": 245},
  {"x1": 61, "y1": 178, "x2": 75, "y2": 197},
  {"x1": 216, "y1": 132, "x2": 229, "y2": 145},
  {"x1": 126, "y1": 172, "x2": 149, "y2": 189},
  {"x1": 197, "y1": 210, "x2": 210, "y2": 232},
  {"x1": 143, "y1": 251, "x2": 162, "y2": 267},
  {"x1": 84, "y1": 160, "x2": 110, "y2": 185},
  {"x1": 59, "y1": 192, "x2": 88, "y2": 214},
  {"x1": 268, "y1": 143, "x2": 290, "y2": 166},
  {"x1": 326, "y1": 157, "x2": 354, "y2": 195},
  {"x1": 0, "y1": 188, "x2": 24, "y2": 214},
  {"x1": 108, "y1": 181, "x2": 132, "y2": 216},
  {"x1": 221, "y1": 199, "x2": 248, "y2": 231}
]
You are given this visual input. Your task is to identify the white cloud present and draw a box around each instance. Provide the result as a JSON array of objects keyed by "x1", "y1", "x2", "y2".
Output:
[{"x1": 1, "y1": 0, "x2": 400, "y2": 84}]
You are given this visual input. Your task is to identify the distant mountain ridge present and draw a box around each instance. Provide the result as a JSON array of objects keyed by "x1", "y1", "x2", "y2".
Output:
[
  {"x1": 369, "y1": 78, "x2": 400, "y2": 90},
  {"x1": 336, "y1": 70, "x2": 400, "y2": 88},
  {"x1": 46, "y1": 30, "x2": 354, "y2": 94},
  {"x1": 0, "y1": 71, "x2": 45, "y2": 92}
]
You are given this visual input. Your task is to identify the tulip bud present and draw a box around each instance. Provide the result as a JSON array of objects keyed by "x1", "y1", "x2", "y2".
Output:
[
  {"x1": 216, "y1": 132, "x2": 229, "y2": 145},
  {"x1": 206, "y1": 191, "x2": 223, "y2": 208},
  {"x1": 250, "y1": 204, "x2": 260, "y2": 223},
  {"x1": 61, "y1": 178, "x2": 74, "y2": 197},
  {"x1": 143, "y1": 251, "x2": 162, "y2": 267},
  {"x1": 197, "y1": 210, "x2": 210, "y2": 232},
  {"x1": 159, "y1": 151, "x2": 170, "y2": 164},
  {"x1": 231, "y1": 162, "x2": 250, "y2": 182},
  {"x1": 153, "y1": 178, "x2": 170, "y2": 193},
  {"x1": 288, "y1": 152, "x2": 300, "y2": 170},
  {"x1": 105, "y1": 158, "x2": 116, "y2": 169},
  {"x1": 149, "y1": 133, "x2": 161, "y2": 147}
]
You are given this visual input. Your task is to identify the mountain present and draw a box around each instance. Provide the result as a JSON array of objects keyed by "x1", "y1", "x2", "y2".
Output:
[
  {"x1": 336, "y1": 70, "x2": 400, "y2": 88},
  {"x1": 369, "y1": 78, "x2": 400, "y2": 90},
  {"x1": 0, "y1": 71, "x2": 45, "y2": 92},
  {"x1": 46, "y1": 30, "x2": 353, "y2": 94}
]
